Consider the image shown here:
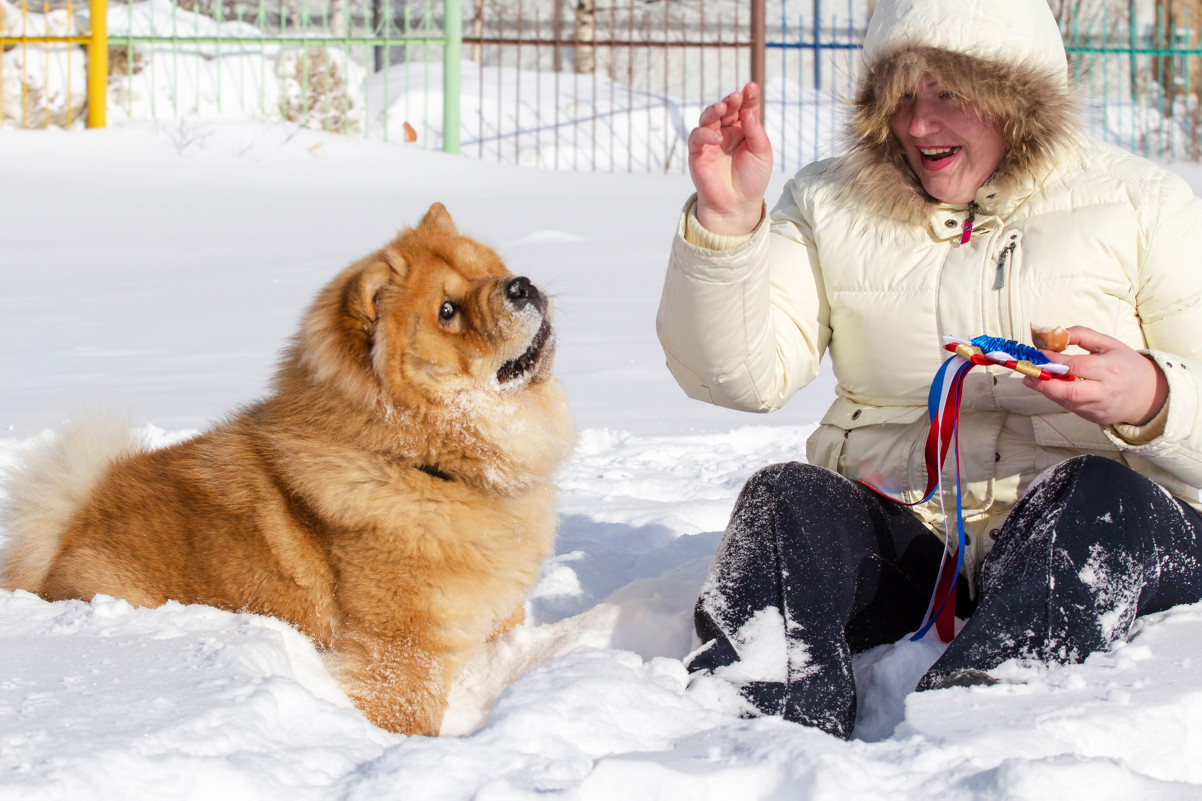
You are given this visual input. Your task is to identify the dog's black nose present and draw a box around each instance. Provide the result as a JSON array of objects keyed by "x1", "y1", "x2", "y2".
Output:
[
  {"x1": 505, "y1": 276, "x2": 542, "y2": 309},
  {"x1": 506, "y1": 276, "x2": 532, "y2": 301}
]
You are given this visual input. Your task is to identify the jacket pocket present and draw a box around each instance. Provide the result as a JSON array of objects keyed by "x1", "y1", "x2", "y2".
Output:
[{"x1": 807, "y1": 398, "x2": 929, "y2": 500}]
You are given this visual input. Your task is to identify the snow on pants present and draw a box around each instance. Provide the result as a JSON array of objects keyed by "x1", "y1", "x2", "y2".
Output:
[{"x1": 686, "y1": 455, "x2": 1202, "y2": 739}]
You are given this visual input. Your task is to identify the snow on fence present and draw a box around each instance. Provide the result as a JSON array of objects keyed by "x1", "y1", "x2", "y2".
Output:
[{"x1": 2, "y1": 0, "x2": 1201, "y2": 170}]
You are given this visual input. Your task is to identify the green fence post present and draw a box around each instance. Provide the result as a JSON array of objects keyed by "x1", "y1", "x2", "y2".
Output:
[{"x1": 443, "y1": 0, "x2": 461, "y2": 153}]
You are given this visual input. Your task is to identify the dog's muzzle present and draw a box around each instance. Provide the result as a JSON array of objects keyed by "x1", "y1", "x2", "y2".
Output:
[{"x1": 496, "y1": 277, "x2": 552, "y2": 384}]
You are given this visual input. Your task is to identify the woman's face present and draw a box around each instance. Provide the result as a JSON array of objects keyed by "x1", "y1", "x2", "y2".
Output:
[{"x1": 889, "y1": 77, "x2": 1006, "y2": 205}]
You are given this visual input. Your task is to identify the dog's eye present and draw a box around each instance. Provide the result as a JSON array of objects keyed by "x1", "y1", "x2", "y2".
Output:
[{"x1": 439, "y1": 301, "x2": 459, "y2": 322}]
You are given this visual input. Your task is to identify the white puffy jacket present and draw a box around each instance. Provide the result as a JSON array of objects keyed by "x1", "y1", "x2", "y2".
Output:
[{"x1": 656, "y1": 0, "x2": 1202, "y2": 584}]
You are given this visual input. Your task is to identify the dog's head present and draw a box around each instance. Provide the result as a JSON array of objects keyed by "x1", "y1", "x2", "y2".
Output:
[{"x1": 297, "y1": 203, "x2": 560, "y2": 414}]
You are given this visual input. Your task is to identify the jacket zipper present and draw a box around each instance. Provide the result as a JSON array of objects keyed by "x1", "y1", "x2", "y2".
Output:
[{"x1": 994, "y1": 240, "x2": 1016, "y2": 289}]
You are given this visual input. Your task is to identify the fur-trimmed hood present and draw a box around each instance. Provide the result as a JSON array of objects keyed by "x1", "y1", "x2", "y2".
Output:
[{"x1": 836, "y1": 0, "x2": 1081, "y2": 224}]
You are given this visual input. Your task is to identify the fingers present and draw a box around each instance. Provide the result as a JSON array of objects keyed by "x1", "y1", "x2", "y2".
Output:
[
  {"x1": 1064, "y1": 325, "x2": 1120, "y2": 357},
  {"x1": 1023, "y1": 326, "x2": 1168, "y2": 426},
  {"x1": 1036, "y1": 326, "x2": 1116, "y2": 381},
  {"x1": 688, "y1": 83, "x2": 766, "y2": 163},
  {"x1": 696, "y1": 83, "x2": 762, "y2": 130},
  {"x1": 687, "y1": 124, "x2": 723, "y2": 153},
  {"x1": 1022, "y1": 367, "x2": 1114, "y2": 425},
  {"x1": 738, "y1": 82, "x2": 761, "y2": 126},
  {"x1": 695, "y1": 99, "x2": 728, "y2": 131},
  {"x1": 687, "y1": 82, "x2": 772, "y2": 233},
  {"x1": 696, "y1": 91, "x2": 740, "y2": 130},
  {"x1": 689, "y1": 90, "x2": 744, "y2": 157}
]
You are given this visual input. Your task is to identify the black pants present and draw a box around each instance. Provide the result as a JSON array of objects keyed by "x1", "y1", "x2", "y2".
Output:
[{"x1": 686, "y1": 456, "x2": 1202, "y2": 738}]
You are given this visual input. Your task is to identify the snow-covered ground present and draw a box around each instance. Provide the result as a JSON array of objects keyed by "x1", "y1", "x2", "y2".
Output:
[{"x1": 4, "y1": 120, "x2": 1202, "y2": 799}]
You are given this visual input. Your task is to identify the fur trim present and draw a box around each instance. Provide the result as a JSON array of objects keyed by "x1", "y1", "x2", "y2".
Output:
[{"x1": 833, "y1": 47, "x2": 1081, "y2": 225}]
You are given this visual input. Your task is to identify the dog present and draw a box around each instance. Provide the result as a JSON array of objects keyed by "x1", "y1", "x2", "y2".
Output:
[{"x1": 0, "y1": 203, "x2": 576, "y2": 736}]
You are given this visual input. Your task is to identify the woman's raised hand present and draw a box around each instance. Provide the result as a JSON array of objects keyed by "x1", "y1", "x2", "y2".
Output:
[
  {"x1": 1023, "y1": 326, "x2": 1169, "y2": 427},
  {"x1": 688, "y1": 82, "x2": 774, "y2": 236}
]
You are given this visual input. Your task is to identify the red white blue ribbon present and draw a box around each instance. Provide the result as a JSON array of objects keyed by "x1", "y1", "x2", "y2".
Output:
[
  {"x1": 909, "y1": 349, "x2": 972, "y2": 641},
  {"x1": 863, "y1": 335, "x2": 1075, "y2": 642}
]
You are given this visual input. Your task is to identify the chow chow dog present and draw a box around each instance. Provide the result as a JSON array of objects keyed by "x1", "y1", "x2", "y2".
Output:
[{"x1": 0, "y1": 203, "x2": 576, "y2": 736}]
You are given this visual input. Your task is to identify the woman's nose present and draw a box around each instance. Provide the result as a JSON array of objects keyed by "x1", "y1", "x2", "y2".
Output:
[{"x1": 907, "y1": 96, "x2": 940, "y2": 136}]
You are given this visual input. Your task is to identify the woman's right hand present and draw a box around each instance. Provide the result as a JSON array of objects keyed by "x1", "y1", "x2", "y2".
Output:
[{"x1": 688, "y1": 82, "x2": 774, "y2": 236}]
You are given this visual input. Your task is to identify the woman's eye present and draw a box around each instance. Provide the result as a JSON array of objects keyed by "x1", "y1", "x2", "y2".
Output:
[{"x1": 439, "y1": 301, "x2": 458, "y2": 322}]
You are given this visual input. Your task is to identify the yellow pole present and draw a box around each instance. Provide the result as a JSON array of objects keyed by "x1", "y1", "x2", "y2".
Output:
[{"x1": 86, "y1": 0, "x2": 106, "y2": 128}]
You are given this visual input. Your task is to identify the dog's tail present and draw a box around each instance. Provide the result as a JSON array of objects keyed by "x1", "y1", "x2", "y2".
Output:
[{"x1": 1, "y1": 419, "x2": 147, "y2": 593}]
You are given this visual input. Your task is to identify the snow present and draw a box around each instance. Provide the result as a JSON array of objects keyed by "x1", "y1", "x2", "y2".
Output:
[{"x1": 5, "y1": 117, "x2": 1202, "y2": 798}]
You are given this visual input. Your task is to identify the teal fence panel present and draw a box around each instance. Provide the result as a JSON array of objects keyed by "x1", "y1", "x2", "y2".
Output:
[{"x1": 1064, "y1": 6, "x2": 1202, "y2": 161}]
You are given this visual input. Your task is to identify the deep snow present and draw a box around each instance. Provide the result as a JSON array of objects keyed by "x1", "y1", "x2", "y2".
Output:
[{"x1": 4, "y1": 122, "x2": 1202, "y2": 799}]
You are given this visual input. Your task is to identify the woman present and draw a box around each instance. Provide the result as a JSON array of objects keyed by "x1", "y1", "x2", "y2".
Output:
[{"x1": 658, "y1": 0, "x2": 1202, "y2": 739}]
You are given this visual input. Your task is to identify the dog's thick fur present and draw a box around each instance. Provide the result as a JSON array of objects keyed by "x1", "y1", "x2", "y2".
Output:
[{"x1": 0, "y1": 203, "x2": 576, "y2": 736}]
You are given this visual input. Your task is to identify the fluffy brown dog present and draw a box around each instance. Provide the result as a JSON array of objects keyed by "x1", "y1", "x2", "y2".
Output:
[{"x1": 0, "y1": 203, "x2": 576, "y2": 736}]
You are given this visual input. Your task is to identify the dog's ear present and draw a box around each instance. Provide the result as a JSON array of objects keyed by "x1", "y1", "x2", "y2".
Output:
[
  {"x1": 347, "y1": 261, "x2": 394, "y2": 329},
  {"x1": 418, "y1": 202, "x2": 457, "y2": 233},
  {"x1": 381, "y1": 246, "x2": 408, "y2": 279}
]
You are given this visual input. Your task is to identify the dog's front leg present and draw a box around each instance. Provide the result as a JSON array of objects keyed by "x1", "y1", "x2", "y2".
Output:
[
  {"x1": 487, "y1": 604, "x2": 526, "y2": 641},
  {"x1": 330, "y1": 629, "x2": 449, "y2": 736}
]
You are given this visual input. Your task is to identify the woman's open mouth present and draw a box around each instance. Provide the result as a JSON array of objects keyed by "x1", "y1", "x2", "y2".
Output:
[{"x1": 918, "y1": 146, "x2": 961, "y2": 169}]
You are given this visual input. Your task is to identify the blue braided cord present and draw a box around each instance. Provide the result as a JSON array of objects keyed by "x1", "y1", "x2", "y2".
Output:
[{"x1": 970, "y1": 335, "x2": 1051, "y2": 365}]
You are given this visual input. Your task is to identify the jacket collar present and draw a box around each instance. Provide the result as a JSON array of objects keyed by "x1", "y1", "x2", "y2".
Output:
[{"x1": 925, "y1": 152, "x2": 1071, "y2": 240}]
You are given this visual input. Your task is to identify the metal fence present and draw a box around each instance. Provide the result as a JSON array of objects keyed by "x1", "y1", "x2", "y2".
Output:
[
  {"x1": 464, "y1": 1, "x2": 1202, "y2": 171},
  {"x1": 0, "y1": 0, "x2": 107, "y2": 127},
  {"x1": 101, "y1": 0, "x2": 462, "y2": 148},
  {"x1": 1064, "y1": 7, "x2": 1202, "y2": 161},
  {"x1": 2, "y1": 0, "x2": 1201, "y2": 169},
  {"x1": 460, "y1": 0, "x2": 755, "y2": 171},
  {"x1": 763, "y1": 4, "x2": 1202, "y2": 168},
  {"x1": 1, "y1": 0, "x2": 463, "y2": 146}
]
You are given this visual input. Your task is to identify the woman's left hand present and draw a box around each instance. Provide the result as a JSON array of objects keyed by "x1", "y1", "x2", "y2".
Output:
[{"x1": 1022, "y1": 326, "x2": 1168, "y2": 426}]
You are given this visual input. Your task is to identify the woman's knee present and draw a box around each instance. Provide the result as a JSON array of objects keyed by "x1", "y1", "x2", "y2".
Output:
[
  {"x1": 729, "y1": 461, "x2": 883, "y2": 564},
  {"x1": 998, "y1": 455, "x2": 1173, "y2": 570},
  {"x1": 1049, "y1": 453, "x2": 1128, "y2": 481},
  {"x1": 741, "y1": 461, "x2": 854, "y2": 506},
  {"x1": 1038, "y1": 455, "x2": 1164, "y2": 508}
]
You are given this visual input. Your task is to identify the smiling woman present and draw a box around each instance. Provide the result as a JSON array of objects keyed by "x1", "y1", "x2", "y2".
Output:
[
  {"x1": 888, "y1": 79, "x2": 1006, "y2": 205},
  {"x1": 658, "y1": 0, "x2": 1202, "y2": 740}
]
